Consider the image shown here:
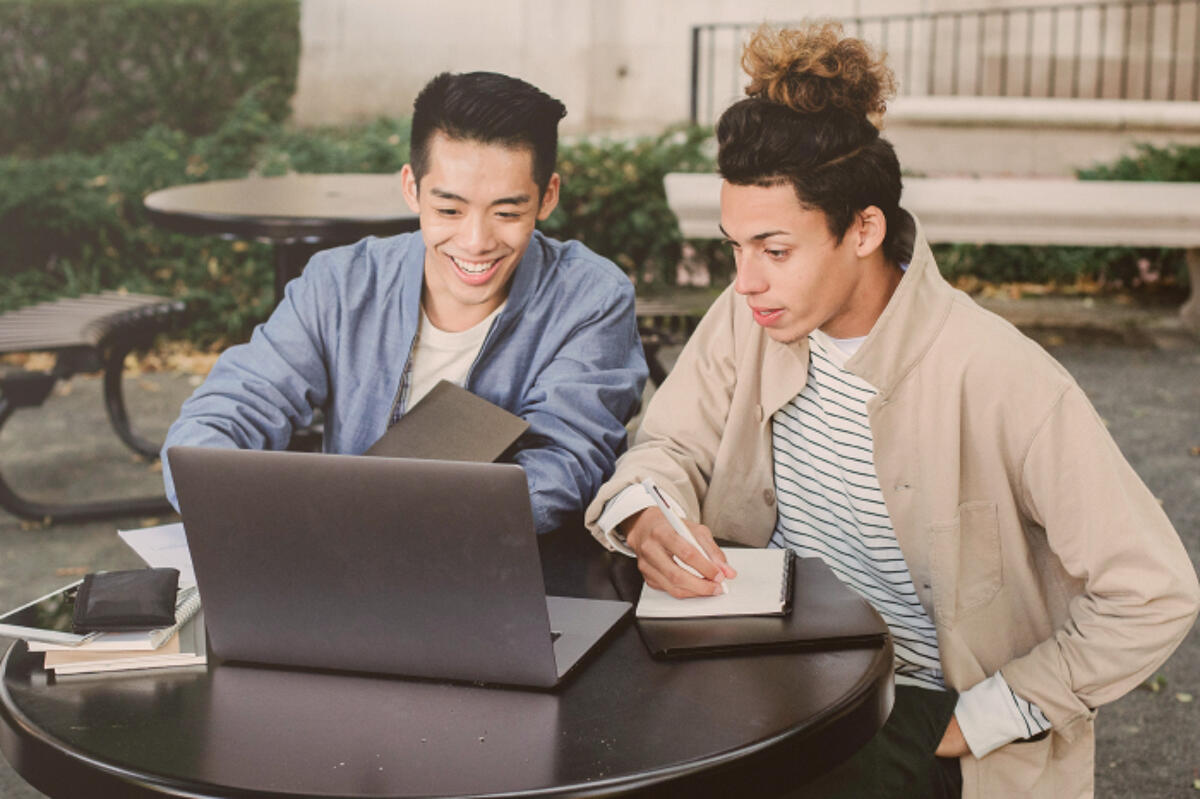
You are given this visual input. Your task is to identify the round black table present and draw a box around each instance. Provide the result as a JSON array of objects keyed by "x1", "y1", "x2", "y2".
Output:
[
  {"x1": 143, "y1": 174, "x2": 420, "y2": 303},
  {"x1": 0, "y1": 530, "x2": 893, "y2": 799}
]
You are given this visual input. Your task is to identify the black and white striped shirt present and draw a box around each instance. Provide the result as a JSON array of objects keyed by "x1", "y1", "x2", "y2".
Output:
[{"x1": 769, "y1": 330, "x2": 1051, "y2": 747}]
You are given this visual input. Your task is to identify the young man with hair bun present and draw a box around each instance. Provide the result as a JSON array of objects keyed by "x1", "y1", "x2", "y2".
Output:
[
  {"x1": 163, "y1": 71, "x2": 648, "y2": 535},
  {"x1": 587, "y1": 23, "x2": 1198, "y2": 797}
]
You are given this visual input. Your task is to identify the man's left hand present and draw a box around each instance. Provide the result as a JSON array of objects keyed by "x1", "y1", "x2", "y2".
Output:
[{"x1": 935, "y1": 714, "x2": 969, "y2": 758}]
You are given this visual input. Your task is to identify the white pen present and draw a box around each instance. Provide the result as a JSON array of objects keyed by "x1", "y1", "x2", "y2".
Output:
[{"x1": 641, "y1": 478, "x2": 728, "y2": 594}]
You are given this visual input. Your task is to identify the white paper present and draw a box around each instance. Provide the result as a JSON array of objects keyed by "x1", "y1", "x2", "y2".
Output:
[
  {"x1": 118, "y1": 522, "x2": 196, "y2": 587},
  {"x1": 636, "y1": 548, "x2": 791, "y2": 619}
]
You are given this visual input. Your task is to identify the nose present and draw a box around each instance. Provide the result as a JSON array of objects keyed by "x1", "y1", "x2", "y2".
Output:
[
  {"x1": 733, "y1": 252, "x2": 767, "y2": 296},
  {"x1": 458, "y1": 212, "x2": 497, "y2": 255}
]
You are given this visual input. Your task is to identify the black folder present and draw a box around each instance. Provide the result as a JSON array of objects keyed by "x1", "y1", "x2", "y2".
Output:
[
  {"x1": 365, "y1": 380, "x2": 529, "y2": 463},
  {"x1": 609, "y1": 553, "x2": 889, "y2": 659}
]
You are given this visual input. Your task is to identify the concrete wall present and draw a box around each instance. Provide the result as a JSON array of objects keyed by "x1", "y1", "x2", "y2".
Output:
[{"x1": 293, "y1": 0, "x2": 1104, "y2": 134}]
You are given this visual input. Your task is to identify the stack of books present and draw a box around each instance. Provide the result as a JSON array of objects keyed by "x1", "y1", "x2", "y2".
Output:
[{"x1": 29, "y1": 587, "x2": 206, "y2": 675}]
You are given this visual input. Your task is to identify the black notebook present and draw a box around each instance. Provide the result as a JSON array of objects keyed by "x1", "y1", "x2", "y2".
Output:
[
  {"x1": 365, "y1": 380, "x2": 529, "y2": 463},
  {"x1": 610, "y1": 552, "x2": 889, "y2": 659}
]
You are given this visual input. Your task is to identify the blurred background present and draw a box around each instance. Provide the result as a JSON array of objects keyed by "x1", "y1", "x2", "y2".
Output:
[{"x1": 2, "y1": 0, "x2": 1199, "y2": 349}]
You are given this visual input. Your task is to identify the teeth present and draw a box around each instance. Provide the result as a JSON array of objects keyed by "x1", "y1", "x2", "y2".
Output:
[{"x1": 451, "y1": 256, "x2": 495, "y2": 275}]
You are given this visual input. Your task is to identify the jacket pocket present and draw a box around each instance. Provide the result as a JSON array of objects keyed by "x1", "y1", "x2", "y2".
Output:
[
  {"x1": 928, "y1": 501, "x2": 1002, "y2": 625},
  {"x1": 966, "y1": 734, "x2": 1056, "y2": 797}
]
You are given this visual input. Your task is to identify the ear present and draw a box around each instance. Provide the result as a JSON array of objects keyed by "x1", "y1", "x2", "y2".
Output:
[
  {"x1": 536, "y1": 173, "x2": 561, "y2": 221},
  {"x1": 854, "y1": 206, "x2": 887, "y2": 257},
  {"x1": 400, "y1": 164, "x2": 421, "y2": 214}
]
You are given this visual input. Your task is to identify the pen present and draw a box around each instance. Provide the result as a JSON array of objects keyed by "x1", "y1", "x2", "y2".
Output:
[{"x1": 641, "y1": 479, "x2": 728, "y2": 594}]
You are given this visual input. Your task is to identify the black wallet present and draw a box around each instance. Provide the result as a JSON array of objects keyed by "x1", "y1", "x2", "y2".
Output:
[{"x1": 72, "y1": 567, "x2": 181, "y2": 633}]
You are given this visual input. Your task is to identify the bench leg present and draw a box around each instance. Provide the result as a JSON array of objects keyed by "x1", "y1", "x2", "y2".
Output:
[
  {"x1": 1181, "y1": 248, "x2": 1200, "y2": 334},
  {"x1": 0, "y1": 394, "x2": 174, "y2": 525},
  {"x1": 102, "y1": 340, "x2": 162, "y2": 459}
]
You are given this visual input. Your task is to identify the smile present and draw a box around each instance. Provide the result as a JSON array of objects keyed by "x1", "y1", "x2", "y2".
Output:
[{"x1": 450, "y1": 255, "x2": 502, "y2": 276}]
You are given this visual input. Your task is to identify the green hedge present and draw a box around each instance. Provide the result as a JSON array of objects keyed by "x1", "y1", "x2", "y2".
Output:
[
  {"x1": 0, "y1": 0, "x2": 299, "y2": 157},
  {"x1": 0, "y1": 90, "x2": 412, "y2": 344},
  {"x1": 544, "y1": 126, "x2": 715, "y2": 288}
]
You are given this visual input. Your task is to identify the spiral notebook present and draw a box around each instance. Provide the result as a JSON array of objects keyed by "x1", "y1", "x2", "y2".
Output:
[
  {"x1": 635, "y1": 548, "x2": 793, "y2": 619},
  {"x1": 611, "y1": 553, "x2": 889, "y2": 659}
]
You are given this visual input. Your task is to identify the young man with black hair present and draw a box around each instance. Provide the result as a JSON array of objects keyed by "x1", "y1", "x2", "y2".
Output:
[{"x1": 163, "y1": 72, "x2": 647, "y2": 534}]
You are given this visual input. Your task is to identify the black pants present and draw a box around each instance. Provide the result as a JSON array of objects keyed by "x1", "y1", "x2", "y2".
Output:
[{"x1": 787, "y1": 685, "x2": 963, "y2": 799}]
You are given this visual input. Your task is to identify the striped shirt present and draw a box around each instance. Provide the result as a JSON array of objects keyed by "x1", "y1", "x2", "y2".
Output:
[{"x1": 769, "y1": 331, "x2": 1051, "y2": 741}]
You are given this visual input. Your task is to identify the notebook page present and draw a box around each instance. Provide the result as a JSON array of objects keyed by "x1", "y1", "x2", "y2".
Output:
[{"x1": 636, "y1": 548, "x2": 791, "y2": 619}]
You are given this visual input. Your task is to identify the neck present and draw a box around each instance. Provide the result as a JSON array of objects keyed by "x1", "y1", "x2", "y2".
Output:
[{"x1": 821, "y1": 254, "x2": 903, "y2": 339}]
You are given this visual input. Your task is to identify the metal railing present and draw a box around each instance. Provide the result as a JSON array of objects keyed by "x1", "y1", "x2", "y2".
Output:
[{"x1": 690, "y1": 0, "x2": 1200, "y2": 124}]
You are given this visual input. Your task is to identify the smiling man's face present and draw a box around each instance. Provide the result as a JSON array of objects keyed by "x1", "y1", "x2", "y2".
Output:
[{"x1": 401, "y1": 133, "x2": 560, "y2": 332}]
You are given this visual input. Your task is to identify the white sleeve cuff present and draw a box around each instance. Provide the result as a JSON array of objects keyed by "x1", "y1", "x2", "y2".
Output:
[
  {"x1": 595, "y1": 481, "x2": 689, "y2": 558},
  {"x1": 955, "y1": 671, "x2": 1051, "y2": 758}
]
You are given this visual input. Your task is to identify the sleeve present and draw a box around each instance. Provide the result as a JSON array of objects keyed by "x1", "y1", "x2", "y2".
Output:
[
  {"x1": 160, "y1": 260, "x2": 334, "y2": 510},
  {"x1": 997, "y1": 384, "x2": 1200, "y2": 739},
  {"x1": 584, "y1": 287, "x2": 740, "y2": 547},
  {"x1": 595, "y1": 482, "x2": 692, "y2": 556},
  {"x1": 512, "y1": 279, "x2": 649, "y2": 535},
  {"x1": 955, "y1": 671, "x2": 1052, "y2": 757}
]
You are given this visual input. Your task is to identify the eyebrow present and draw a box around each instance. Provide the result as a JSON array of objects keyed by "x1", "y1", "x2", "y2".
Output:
[
  {"x1": 717, "y1": 224, "x2": 789, "y2": 242},
  {"x1": 429, "y1": 187, "x2": 533, "y2": 207}
]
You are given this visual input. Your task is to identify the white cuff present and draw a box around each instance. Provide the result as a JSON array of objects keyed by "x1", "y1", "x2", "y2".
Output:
[
  {"x1": 595, "y1": 481, "x2": 689, "y2": 558},
  {"x1": 955, "y1": 671, "x2": 1050, "y2": 758}
]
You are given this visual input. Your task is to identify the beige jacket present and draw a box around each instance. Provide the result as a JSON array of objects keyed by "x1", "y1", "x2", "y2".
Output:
[{"x1": 586, "y1": 213, "x2": 1200, "y2": 797}]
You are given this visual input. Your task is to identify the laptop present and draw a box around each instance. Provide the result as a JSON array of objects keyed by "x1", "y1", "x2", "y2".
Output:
[{"x1": 167, "y1": 446, "x2": 630, "y2": 688}]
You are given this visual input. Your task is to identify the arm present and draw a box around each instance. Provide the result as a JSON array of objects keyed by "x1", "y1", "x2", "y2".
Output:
[
  {"x1": 161, "y1": 258, "x2": 334, "y2": 509},
  {"x1": 586, "y1": 287, "x2": 741, "y2": 533},
  {"x1": 989, "y1": 385, "x2": 1200, "y2": 739},
  {"x1": 512, "y1": 280, "x2": 648, "y2": 534},
  {"x1": 585, "y1": 288, "x2": 743, "y2": 594}
]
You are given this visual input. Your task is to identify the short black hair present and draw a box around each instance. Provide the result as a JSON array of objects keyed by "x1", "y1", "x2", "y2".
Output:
[{"x1": 409, "y1": 72, "x2": 567, "y2": 196}]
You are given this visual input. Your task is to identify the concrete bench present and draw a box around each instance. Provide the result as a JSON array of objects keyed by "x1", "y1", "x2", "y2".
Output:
[
  {"x1": 0, "y1": 291, "x2": 185, "y2": 523},
  {"x1": 664, "y1": 173, "x2": 1200, "y2": 332}
]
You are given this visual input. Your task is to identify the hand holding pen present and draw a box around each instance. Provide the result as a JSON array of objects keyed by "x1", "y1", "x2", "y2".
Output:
[{"x1": 619, "y1": 479, "x2": 737, "y2": 598}]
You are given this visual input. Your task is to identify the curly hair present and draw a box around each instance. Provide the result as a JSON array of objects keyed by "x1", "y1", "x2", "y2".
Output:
[{"x1": 717, "y1": 24, "x2": 905, "y2": 262}]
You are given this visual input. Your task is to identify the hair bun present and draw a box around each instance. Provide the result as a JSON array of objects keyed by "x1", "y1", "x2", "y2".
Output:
[{"x1": 742, "y1": 23, "x2": 895, "y2": 125}]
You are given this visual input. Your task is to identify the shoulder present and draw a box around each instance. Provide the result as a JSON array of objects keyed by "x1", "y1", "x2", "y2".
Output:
[
  {"x1": 933, "y1": 291, "x2": 1077, "y2": 420},
  {"x1": 527, "y1": 231, "x2": 636, "y2": 314},
  {"x1": 534, "y1": 232, "x2": 633, "y2": 293}
]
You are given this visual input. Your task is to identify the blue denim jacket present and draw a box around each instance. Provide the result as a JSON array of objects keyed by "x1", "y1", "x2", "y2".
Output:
[{"x1": 161, "y1": 230, "x2": 648, "y2": 534}]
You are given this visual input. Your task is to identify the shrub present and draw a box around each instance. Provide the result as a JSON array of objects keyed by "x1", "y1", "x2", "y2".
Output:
[
  {"x1": 0, "y1": 0, "x2": 299, "y2": 157},
  {"x1": 0, "y1": 79, "x2": 419, "y2": 345},
  {"x1": 544, "y1": 126, "x2": 715, "y2": 288}
]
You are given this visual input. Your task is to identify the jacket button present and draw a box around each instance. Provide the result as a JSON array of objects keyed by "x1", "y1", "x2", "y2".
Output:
[
  {"x1": 755, "y1": 405, "x2": 764, "y2": 422},
  {"x1": 763, "y1": 488, "x2": 775, "y2": 506}
]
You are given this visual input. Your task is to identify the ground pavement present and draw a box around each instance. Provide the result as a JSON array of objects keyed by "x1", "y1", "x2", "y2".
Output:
[{"x1": 0, "y1": 295, "x2": 1196, "y2": 798}]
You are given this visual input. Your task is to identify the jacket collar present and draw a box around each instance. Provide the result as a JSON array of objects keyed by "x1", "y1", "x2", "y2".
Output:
[{"x1": 843, "y1": 210, "x2": 955, "y2": 397}]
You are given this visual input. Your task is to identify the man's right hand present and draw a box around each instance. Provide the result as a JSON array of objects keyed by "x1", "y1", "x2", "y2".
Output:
[{"x1": 621, "y1": 508, "x2": 737, "y2": 598}]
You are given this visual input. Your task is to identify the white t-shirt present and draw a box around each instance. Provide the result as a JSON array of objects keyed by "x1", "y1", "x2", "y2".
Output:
[{"x1": 407, "y1": 303, "x2": 505, "y2": 407}]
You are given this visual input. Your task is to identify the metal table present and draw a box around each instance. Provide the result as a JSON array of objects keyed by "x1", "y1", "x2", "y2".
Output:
[
  {"x1": 143, "y1": 174, "x2": 420, "y2": 303},
  {"x1": 0, "y1": 528, "x2": 893, "y2": 798}
]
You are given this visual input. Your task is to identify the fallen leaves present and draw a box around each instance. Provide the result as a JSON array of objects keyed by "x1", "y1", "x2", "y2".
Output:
[{"x1": 1141, "y1": 674, "x2": 1167, "y2": 693}]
